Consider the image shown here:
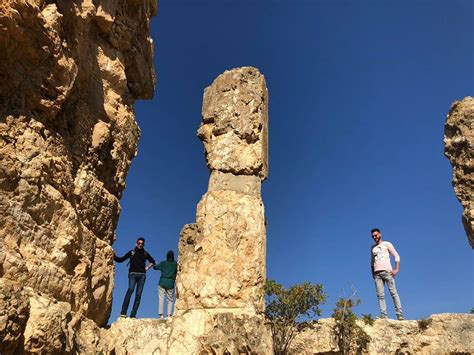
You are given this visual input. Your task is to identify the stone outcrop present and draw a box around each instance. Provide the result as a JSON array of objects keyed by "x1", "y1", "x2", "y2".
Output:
[
  {"x1": 65, "y1": 313, "x2": 473, "y2": 354},
  {"x1": 67, "y1": 67, "x2": 273, "y2": 355},
  {"x1": 290, "y1": 313, "x2": 474, "y2": 354},
  {"x1": 0, "y1": 0, "x2": 156, "y2": 353},
  {"x1": 444, "y1": 96, "x2": 474, "y2": 248},
  {"x1": 170, "y1": 67, "x2": 272, "y2": 353},
  {"x1": 176, "y1": 67, "x2": 269, "y2": 314}
]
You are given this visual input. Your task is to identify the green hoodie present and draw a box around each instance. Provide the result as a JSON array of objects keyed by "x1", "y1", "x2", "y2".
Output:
[{"x1": 153, "y1": 260, "x2": 177, "y2": 289}]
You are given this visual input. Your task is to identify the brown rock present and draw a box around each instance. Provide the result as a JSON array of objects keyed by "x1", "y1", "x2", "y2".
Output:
[
  {"x1": 0, "y1": 0, "x2": 157, "y2": 352},
  {"x1": 290, "y1": 314, "x2": 474, "y2": 354},
  {"x1": 444, "y1": 97, "x2": 474, "y2": 248},
  {"x1": 0, "y1": 280, "x2": 29, "y2": 355},
  {"x1": 176, "y1": 67, "x2": 269, "y2": 316},
  {"x1": 198, "y1": 67, "x2": 269, "y2": 180}
]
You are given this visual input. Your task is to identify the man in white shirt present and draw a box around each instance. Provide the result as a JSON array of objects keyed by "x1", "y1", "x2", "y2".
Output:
[{"x1": 370, "y1": 228, "x2": 404, "y2": 320}]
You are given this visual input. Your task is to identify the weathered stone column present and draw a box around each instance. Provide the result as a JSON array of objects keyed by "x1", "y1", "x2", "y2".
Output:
[
  {"x1": 176, "y1": 66, "x2": 268, "y2": 314},
  {"x1": 444, "y1": 96, "x2": 474, "y2": 248},
  {"x1": 167, "y1": 67, "x2": 272, "y2": 353}
]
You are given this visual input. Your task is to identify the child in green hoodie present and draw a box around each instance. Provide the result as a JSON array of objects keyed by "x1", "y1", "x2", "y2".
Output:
[{"x1": 153, "y1": 250, "x2": 177, "y2": 318}]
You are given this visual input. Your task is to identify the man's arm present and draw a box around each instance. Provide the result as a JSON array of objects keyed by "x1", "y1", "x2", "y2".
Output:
[
  {"x1": 387, "y1": 242, "x2": 400, "y2": 276},
  {"x1": 114, "y1": 251, "x2": 131, "y2": 263},
  {"x1": 392, "y1": 260, "x2": 400, "y2": 276},
  {"x1": 145, "y1": 254, "x2": 156, "y2": 271},
  {"x1": 152, "y1": 261, "x2": 163, "y2": 271},
  {"x1": 370, "y1": 247, "x2": 375, "y2": 278}
]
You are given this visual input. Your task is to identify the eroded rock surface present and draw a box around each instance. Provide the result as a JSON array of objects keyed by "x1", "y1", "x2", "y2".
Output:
[
  {"x1": 70, "y1": 313, "x2": 473, "y2": 354},
  {"x1": 444, "y1": 96, "x2": 474, "y2": 248},
  {"x1": 177, "y1": 67, "x2": 269, "y2": 315},
  {"x1": 168, "y1": 67, "x2": 273, "y2": 353},
  {"x1": 290, "y1": 313, "x2": 474, "y2": 354},
  {"x1": 0, "y1": 0, "x2": 156, "y2": 353}
]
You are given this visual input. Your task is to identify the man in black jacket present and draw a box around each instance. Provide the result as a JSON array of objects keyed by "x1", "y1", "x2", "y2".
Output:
[{"x1": 114, "y1": 237, "x2": 155, "y2": 318}]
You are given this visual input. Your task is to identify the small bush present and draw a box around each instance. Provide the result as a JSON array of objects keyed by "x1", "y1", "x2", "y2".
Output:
[
  {"x1": 361, "y1": 313, "x2": 375, "y2": 326},
  {"x1": 418, "y1": 318, "x2": 432, "y2": 331},
  {"x1": 332, "y1": 289, "x2": 371, "y2": 354},
  {"x1": 265, "y1": 279, "x2": 327, "y2": 355}
]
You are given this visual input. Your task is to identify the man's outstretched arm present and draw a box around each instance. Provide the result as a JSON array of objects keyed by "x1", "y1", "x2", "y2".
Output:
[{"x1": 114, "y1": 250, "x2": 131, "y2": 263}]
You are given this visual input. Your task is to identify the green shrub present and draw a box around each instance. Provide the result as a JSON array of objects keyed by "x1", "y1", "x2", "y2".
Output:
[
  {"x1": 361, "y1": 313, "x2": 375, "y2": 326},
  {"x1": 418, "y1": 318, "x2": 432, "y2": 332},
  {"x1": 332, "y1": 290, "x2": 371, "y2": 354},
  {"x1": 265, "y1": 279, "x2": 327, "y2": 355}
]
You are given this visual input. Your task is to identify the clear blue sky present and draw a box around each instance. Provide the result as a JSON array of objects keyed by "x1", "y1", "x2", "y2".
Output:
[{"x1": 110, "y1": 0, "x2": 473, "y2": 322}]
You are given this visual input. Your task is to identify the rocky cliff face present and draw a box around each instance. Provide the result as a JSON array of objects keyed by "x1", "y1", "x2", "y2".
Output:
[
  {"x1": 444, "y1": 96, "x2": 474, "y2": 248},
  {"x1": 0, "y1": 0, "x2": 156, "y2": 353}
]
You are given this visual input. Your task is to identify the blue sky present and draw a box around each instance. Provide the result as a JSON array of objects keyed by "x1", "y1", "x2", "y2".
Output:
[{"x1": 110, "y1": 0, "x2": 473, "y2": 322}]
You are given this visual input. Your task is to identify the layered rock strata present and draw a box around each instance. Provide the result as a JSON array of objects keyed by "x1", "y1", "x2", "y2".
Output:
[
  {"x1": 290, "y1": 313, "x2": 474, "y2": 354},
  {"x1": 0, "y1": 0, "x2": 156, "y2": 353},
  {"x1": 444, "y1": 96, "x2": 474, "y2": 248}
]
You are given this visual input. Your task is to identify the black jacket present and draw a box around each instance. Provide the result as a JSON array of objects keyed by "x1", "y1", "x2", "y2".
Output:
[{"x1": 114, "y1": 248, "x2": 155, "y2": 273}]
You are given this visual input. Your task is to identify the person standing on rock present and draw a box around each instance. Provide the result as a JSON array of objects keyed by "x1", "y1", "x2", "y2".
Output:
[
  {"x1": 153, "y1": 250, "x2": 178, "y2": 319},
  {"x1": 114, "y1": 237, "x2": 156, "y2": 318},
  {"x1": 370, "y1": 228, "x2": 404, "y2": 320}
]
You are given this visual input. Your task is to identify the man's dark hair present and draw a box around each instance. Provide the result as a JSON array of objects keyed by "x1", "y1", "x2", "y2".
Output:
[
  {"x1": 370, "y1": 228, "x2": 380, "y2": 234},
  {"x1": 166, "y1": 250, "x2": 174, "y2": 261},
  {"x1": 137, "y1": 237, "x2": 145, "y2": 243}
]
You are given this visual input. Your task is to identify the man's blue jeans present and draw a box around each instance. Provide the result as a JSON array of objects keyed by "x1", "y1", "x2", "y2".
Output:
[
  {"x1": 374, "y1": 270, "x2": 403, "y2": 318},
  {"x1": 121, "y1": 272, "x2": 146, "y2": 317}
]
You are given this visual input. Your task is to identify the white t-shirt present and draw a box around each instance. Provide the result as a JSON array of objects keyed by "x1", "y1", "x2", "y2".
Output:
[{"x1": 371, "y1": 241, "x2": 400, "y2": 272}]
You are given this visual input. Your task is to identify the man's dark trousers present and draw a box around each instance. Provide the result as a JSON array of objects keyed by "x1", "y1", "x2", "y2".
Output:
[{"x1": 121, "y1": 272, "x2": 146, "y2": 317}]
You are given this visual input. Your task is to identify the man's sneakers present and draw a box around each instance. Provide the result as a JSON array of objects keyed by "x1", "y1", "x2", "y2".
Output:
[
  {"x1": 119, "y1": 314, "x2": 127, "y2": 318},
  {"x1": 397, "y1": 315, "x2": 405, "y2": 321}
]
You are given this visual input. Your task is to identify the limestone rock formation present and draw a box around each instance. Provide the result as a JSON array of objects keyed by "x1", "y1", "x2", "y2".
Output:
[
  {"x1": 177, "y1": 67, "x2": 269, "y2": 315},
  {"x1": 68, "y1": 313, "x2": 473, "y2": 354},
  {"x1": 0, "y1": 0, "x2": 156, "y2": 353},
  {"x1": 290, "y1": 314, "x2": 474, "y2": 354},
  {"x1": 444, "y1": 96, "x2": 474, "y2": 248},
  {"x1": 73, "y1": 67, "x2": 273, "y2": 355},
  {"x1": 169, "y1": 67, "x2": 272, "y2": 353}
]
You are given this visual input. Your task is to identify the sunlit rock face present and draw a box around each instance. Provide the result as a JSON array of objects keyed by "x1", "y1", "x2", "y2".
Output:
[
  {"x1": 444, "y1": 97, "x2": 474, "y2": 248},
  {"x1": 176, "y1": 67, "x2": 269, "y2": 314},
  {"x1": 290, "y1": 314, "x2": 474, "y2": 354},
  {"x1": 73, "y1": 66, "x2": 273, "y2": 355},
  {"x1": 0, "y1": 0, "x2": 156, "y2": 353},
  {"x1": 163, "y1": 67, "x2": 272, "y2": 353}
]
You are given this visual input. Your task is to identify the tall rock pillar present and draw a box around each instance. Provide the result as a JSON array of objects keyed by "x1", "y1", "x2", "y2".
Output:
[{"x1": 168, "y1": 67, "x2": 272, "y2": 353}]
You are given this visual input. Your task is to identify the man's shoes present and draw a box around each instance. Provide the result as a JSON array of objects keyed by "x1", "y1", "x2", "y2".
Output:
[
  {"x1": 376, "y1": 315, "x2": 388, "y2": 320},
  {"x1": 397, "y1": 315, "x2": 405, "y2": 320},
  {"x1": 119, "y1": 314, "x2": 127, "y2": 318}
]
